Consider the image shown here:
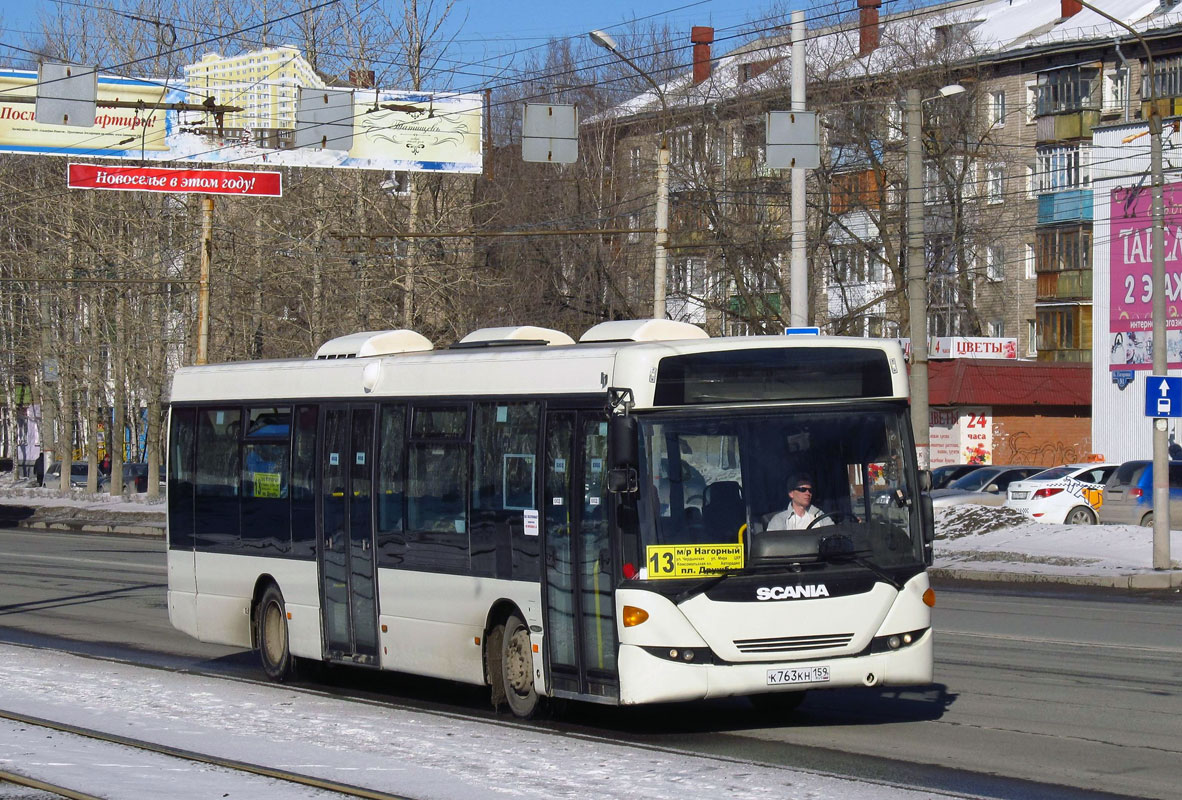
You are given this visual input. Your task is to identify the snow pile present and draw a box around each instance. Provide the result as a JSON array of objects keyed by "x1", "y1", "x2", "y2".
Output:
[{"x1": 934, "y1": 504, "x2": 1181, "y2": 574}]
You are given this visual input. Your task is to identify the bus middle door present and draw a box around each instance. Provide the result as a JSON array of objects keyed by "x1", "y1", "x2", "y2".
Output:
[
  {"x1": 319, "y1": 405, "x2": 379, "y2": 665},
  {"x1": 542, "y1": 409, "x2": 619, "y2": 701}
]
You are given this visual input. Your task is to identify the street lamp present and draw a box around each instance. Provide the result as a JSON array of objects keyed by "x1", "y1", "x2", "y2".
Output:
[
  {"x1": 589, "y1": 29, "x2": 670, "y2": 319},
  {"x1": 906, "y1": 82, "x2": 965, "y2": 472}
]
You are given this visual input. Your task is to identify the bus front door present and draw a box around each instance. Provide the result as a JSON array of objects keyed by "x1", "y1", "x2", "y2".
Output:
[
  {"x1": 319, "y1": 405, "x2": 379, "y2": 665},
  {"x1": 542, "y1": 410, "x2": 619, "y2": 701}
]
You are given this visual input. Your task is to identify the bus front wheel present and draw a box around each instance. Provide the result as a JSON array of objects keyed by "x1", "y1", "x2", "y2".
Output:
[
  {"x1": 501, "y1": 612, "x2": 540, "y2": 718},
  {"x1": 257, "y1": 583, "x2": 294, "y2": 682}
]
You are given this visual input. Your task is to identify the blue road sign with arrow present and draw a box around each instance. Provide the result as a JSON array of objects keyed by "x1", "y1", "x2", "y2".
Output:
[{"x1": 1146, "y1": 375, "x2": 1182, "y2": 417}]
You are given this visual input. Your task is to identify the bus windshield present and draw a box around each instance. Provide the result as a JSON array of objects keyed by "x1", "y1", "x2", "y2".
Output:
[{"x1": 635, "y1": 405, "x2": 923, "y2": 576}]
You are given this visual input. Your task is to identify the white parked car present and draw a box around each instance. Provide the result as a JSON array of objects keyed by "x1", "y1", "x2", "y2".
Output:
[{"x1": 1003, "y1": 463, "x2": 1118, "y2": 524}]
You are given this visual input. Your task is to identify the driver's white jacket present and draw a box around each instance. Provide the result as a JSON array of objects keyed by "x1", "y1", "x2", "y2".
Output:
[{"x1": 766, "y1": 504, "x2": 833, "y2": 531}]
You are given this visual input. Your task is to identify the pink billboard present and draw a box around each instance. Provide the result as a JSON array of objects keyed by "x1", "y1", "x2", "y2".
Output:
[{"x1": 1108, "y1": 183, "x2": 1182, "y2": 370}]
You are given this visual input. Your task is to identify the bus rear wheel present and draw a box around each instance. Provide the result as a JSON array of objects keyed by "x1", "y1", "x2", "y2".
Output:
[
  {"x1": 257, "y1": 583, "x2": 294, "y2": 682},
  {"x1": 501, "y1": 612, "x2": 540, "y2": 718}
]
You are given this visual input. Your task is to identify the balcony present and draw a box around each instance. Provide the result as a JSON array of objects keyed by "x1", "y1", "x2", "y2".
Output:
[
  {"x1": 1036, "y1": 270, "x2": 1092, "y2": 301},
  {"x1": 1035, "y1": 109, "x2": 1101, "y2": 144},
  {"x1": 728, "y1": 292, "x2": 782, "y2": 316},
  {"x1": 1140, "y1": 97, "x2": 1182, "y2": 119},
  {"x1": 1037, "y1": 190, "x2": 1093, "y2": 225}
]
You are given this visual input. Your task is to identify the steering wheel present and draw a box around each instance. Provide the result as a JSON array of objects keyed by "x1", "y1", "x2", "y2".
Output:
[{"x1": 806, "y1": 511, "x2": 848, "y2": 529}]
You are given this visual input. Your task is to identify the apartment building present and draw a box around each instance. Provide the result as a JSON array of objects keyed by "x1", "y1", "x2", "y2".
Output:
[
  {"x1": 183, "y1": 46, "x2": 324, "y2": 147},
  {"x1": 592, "y1": 0, "x2": 1182, "y2": 362}
]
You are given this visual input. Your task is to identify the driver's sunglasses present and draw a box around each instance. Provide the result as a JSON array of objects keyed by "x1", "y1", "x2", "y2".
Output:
[{"x1": 793, "y1": 486, "x2": 814, "y2": 493}]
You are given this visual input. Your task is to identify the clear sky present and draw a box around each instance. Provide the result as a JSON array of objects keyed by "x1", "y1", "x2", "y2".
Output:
[{"x1": 0, "y1": 0, "x2": 785, "y2": 84}]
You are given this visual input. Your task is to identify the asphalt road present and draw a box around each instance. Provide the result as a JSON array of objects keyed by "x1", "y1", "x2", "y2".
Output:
[{"x1": 0, "y1": 527, "x2": 1179, "y2": 800}]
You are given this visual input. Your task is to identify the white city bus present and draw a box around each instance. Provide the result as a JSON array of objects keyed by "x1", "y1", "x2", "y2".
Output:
[{"x1": 166, "y1": 319, "x2": 935, "y2": 717}]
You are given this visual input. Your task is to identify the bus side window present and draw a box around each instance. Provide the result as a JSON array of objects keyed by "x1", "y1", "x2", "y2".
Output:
[
  {"x1": 194, "y1": 407, "x2": 241, "y2": 549},
  {"x1": 470, "y1": 402, "x2": 540, "y2": 579},
  {"x1": 290, "y1": 405, "x2": 318, "y2": 559},
  {"x1": 376, "y1": 404, "x2": 406, "y2": 565},
  {"x1": 405, "y1": 405, "x2": 470, "y2": 571},
  {"x1": 168, "y1": 406, "x2": 197, "y2": 549}
]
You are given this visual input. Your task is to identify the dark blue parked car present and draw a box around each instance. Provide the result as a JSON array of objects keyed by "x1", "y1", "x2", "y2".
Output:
[{"x1": 1097, "y1": 460, "x2": 1182, "y2": 526}]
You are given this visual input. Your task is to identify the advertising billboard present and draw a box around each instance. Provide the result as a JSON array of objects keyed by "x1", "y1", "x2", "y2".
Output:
[
  {"x1": 1108, "y1": 182, "x2": 1182, "y2": 370},
  {"x1": 0, "y1": 57, "x2": 483, "y2": 173}
]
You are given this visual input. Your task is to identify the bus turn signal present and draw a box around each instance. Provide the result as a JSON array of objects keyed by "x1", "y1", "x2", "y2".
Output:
[{"x1": 622, "y1": 606, "x2": 649, "y2": 627}]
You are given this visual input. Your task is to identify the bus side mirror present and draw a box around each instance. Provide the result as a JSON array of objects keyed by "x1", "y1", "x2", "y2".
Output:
[{"x1": 609, "y1": 415, "x2": 638, "y2": 469}]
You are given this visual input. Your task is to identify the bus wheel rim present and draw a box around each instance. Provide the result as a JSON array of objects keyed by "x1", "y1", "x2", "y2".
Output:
[
  {"x1": 506, "y1": 626, "x2": 532, "y2": 695},
  {"x1": 263, "y1": 601, "x2": 285, "y2": 664}
]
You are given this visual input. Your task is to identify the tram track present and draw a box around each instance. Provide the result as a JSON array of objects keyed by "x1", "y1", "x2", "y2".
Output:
[{"x1": 0, "y1": 707, "x2": 416, "y2": 800}]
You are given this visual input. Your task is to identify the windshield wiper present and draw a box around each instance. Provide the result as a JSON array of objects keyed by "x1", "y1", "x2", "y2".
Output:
[
  {"x1": 817, "y1": 535, "x2": 903, "y2": 590},
  {"x1": 673, "y1": 569, "x2": 745, "y2": 603}
]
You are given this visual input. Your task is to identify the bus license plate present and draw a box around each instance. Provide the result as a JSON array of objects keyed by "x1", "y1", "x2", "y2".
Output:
[{"x1": 766, "y1": 665, "x2": 830, "y2": 686}]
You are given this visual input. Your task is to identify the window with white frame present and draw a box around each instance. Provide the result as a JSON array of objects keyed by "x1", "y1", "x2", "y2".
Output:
[
  {"x1": 1025, "y1": 80, "x2": 1037, "y2": 124},
  {"x1": 1036, "y1": 144, "x2": 1090, "y2": 192},
  {"x1": 868, "y1": 248, "x2": 887, "y2": 283},
  {"x1": 832, "y1": 244, "x2": 868, "y2": 283},
  {"x1": 627, "y1": 213, "x2": 640, "y2": 244},
  {"x1": 989, "y1": 319, "x2": 1005, "y2": 337},
  {"x1": 670, "y1": 257, "x2": 706, "y2": 297},
  {"x1": 629, "y1": 146, "x2": 642, "y2": 177},
  {"x1": 1025, "y1": 243, "x2": 1036, "y2": 279},
  {"x1": 986, "y1": 244, "x2": 1004, "y2": 281},
  {"x1": 886, "y1": 100, "x2": 903, "y2": 141},
  {"x1": 989, "y1": 90, "x2": 1006, "y2": 127},
  {"x1": 1102, "y1": 68, "x2": 1128, "y2": 115},
  {"x1": 1026, "y1": 320, "x2": 1037, "y2": 356},
  {"x1": 986, "y1": 164, "x2": 1004, "y2": 203}
]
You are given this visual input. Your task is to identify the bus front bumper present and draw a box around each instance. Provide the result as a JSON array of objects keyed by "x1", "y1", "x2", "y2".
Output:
[{"x1": 616, "y1": 628, "x2": 933, "y2": 705}]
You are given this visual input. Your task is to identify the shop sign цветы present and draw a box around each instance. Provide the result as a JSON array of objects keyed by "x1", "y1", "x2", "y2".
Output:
[{"x1": 930, "y1": 337, "x2": 1017, "y2": 359}]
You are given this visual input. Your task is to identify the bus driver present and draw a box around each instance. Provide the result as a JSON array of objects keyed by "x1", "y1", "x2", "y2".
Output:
[{"x1": 767, "y1": 474, "x2": 833, "y2": 531}]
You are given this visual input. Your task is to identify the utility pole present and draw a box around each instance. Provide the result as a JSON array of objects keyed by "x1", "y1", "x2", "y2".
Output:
[
  {"x1": 789, "y1": 10, "x2": 808, "y2": 327},
  {"x1": 906, "y1": 88, "x2": 930, "y2": 472},
  {"x1": 196, "y1": 196, "x2": 213, "y2": 365}
]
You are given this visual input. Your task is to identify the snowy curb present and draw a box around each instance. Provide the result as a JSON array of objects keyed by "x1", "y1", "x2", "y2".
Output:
[
  {"x1": 929, "y1": 566, "x2": 1182, "y2": 590},
  {"x1": 19, "y1": 518, "x2": 164, "y2": 538}
]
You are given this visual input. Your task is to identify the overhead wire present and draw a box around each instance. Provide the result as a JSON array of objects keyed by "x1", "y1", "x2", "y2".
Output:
[{"x1": 1, "y1": 0, "x2": 1171, "y2": 286}]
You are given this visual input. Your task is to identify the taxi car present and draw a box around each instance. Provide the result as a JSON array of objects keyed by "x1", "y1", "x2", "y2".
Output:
[{"x1": 1003, "y1": 463, "x2": 1117, "y2": 524}]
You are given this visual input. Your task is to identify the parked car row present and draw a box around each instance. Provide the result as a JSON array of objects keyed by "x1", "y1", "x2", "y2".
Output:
[
  {"x1": 42, "y1": 462, "x2": 163, "y2": 492},
  {"x1": 929, "y1": 457, "x2": 1182, "y2": 527}
]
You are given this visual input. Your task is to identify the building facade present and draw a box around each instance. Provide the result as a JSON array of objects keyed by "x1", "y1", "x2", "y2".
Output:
[
  {"x1": 183, "y1": 46, "x2": 324, "y2": 147},
  {"x1": 593, "y1": 0, "x2": 1182, "y2": 365}
]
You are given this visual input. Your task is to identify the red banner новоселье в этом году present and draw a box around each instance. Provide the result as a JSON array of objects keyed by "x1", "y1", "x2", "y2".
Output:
[{"x1": 67, "y1": 163, "x2": 282, "y2": 197}]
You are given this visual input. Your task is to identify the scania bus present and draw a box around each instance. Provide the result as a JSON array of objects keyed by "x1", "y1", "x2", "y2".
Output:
[{"x1": 166, "y1": 319, "x2": 935, "y2": 717}]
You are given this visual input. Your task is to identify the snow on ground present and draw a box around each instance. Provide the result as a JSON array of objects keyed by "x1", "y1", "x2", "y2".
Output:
[
  {"x1": 933, "y1": 505, "x2": 1182, "y2": 575},
  {"x1": 0, "y1": 644, "x2": 953, "y2": 800}
]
